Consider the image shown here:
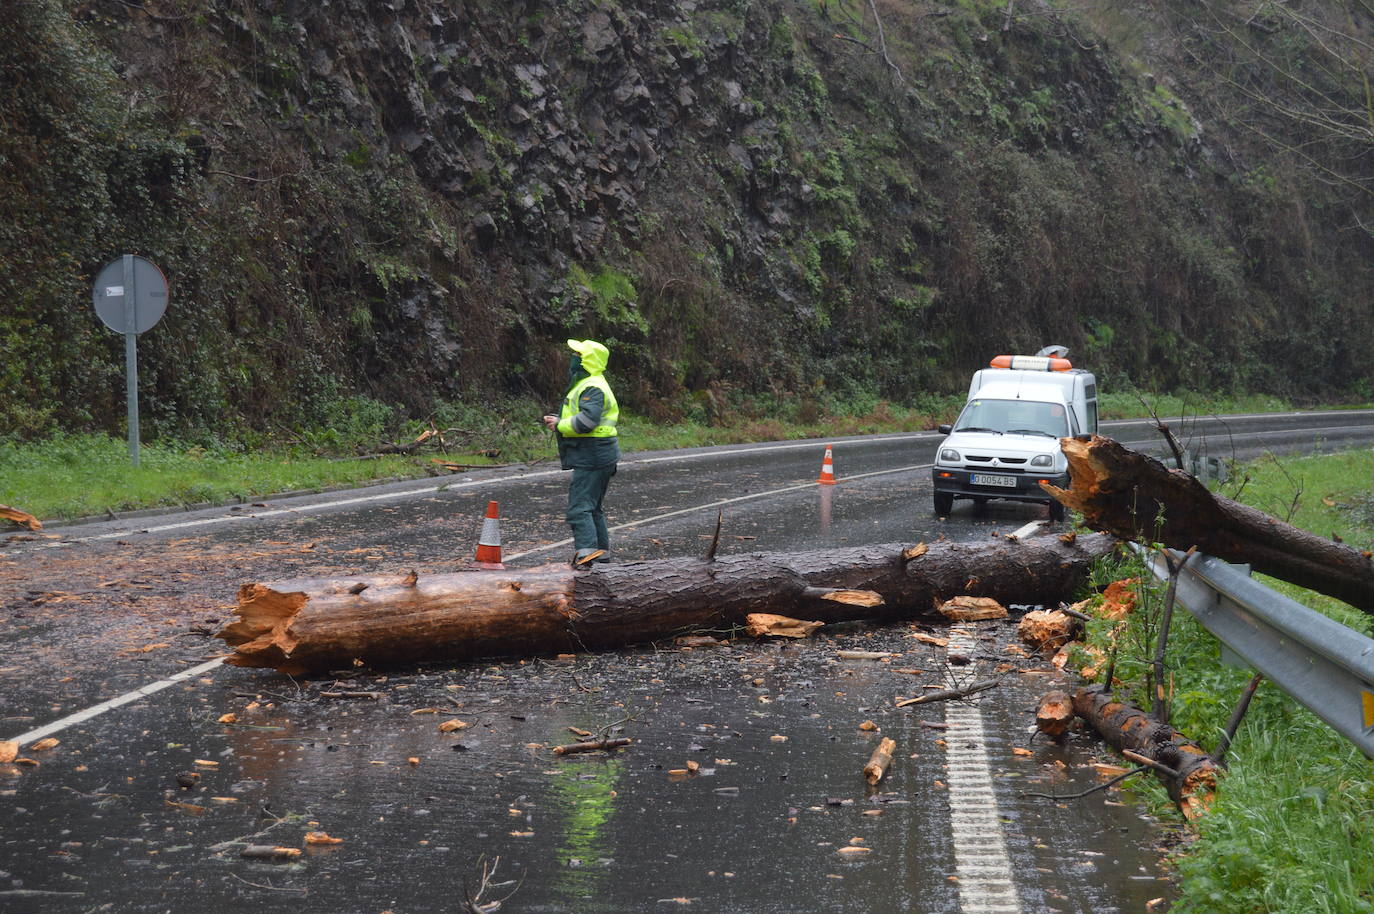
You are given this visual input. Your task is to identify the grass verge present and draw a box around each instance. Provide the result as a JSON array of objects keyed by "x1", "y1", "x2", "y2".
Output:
[{"x1": 1073, "y1": 448, "x2": 1374, "y2": 913}]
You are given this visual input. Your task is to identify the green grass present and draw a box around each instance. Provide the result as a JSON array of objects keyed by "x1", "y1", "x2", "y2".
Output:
[{"x1": 1075, "y1": 447, "x2": 1374, "y2": 913}]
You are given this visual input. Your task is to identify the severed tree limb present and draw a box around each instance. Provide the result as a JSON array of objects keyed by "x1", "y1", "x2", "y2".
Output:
[
  {"x1": 895, "y1": 678, "x2": 1000, "y2": 708},
  {"x1": 1216, "y1": 673, "x2": 1265, "y2": 766},
  {"x1": 220, "y1": 535, "x2": 1116, "y2": 674},
  {"x1": 1152, "y1": 546, "x2": 1197, "y2": 722},
  {"x1": 551, "y1": 737, "x2": 631, "y2": 756},
  {"x1": 1046, "y1": 436, "x2": 1374, "y2": 613},
  {"x1": 1071, "y1": 685, "x2": 1220, "y2": 820}
]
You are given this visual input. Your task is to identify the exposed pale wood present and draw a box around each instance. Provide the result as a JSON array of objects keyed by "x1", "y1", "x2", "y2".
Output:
[
  {"x1": 1047, "y1": 435, "x2": 1374, "y2": 613},
  {"x1": 744, "y1": 613, "x2": 823, "y2": 639},
  {"x1": 1071, "y1": 685, "x2": 1219, "y2": 820},
  {"x1": 220, "y1": 536, "x2": 1116, "y2": 674},
  {"x1": 0, "y1": 505, "x2": 41, "y2": 531},
  {"x1": 937, "y1": 595, "x2": 1007, "y2": 621},
  {"x1": 1035, "y1": 689, "x2": 1075, "y2": 740},
  {"x1": 863, "y1": 737, "x2": 897, "y2": 785},
  {"x1": 1018, "y1": 609, "x2": 1082, "y2": 655}
]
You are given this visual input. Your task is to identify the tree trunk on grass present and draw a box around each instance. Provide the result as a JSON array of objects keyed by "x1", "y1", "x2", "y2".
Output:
[
  {"x1": 1071, "y1": 685, "x2": 1219, "y2": 820},
  {"x1": 219, "y1": 535, "x2": 1116, "y2": 675},
  {"x1": 1046, "y1": 435, "x2": 1374, "y2": 613}
]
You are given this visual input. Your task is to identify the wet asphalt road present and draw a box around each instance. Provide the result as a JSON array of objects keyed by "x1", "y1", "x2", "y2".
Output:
[{"x1": 2, "y1": 410, "x2": 1372, "y2": 913}]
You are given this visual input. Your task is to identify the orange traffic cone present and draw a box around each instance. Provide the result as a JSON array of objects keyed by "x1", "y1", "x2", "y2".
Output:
[
  {"x1": 474, "y1": 501, "x2": 505, "y2": 568},
  {"x1": 817, "y1": 444, "x2": 837, "y2": 485}
]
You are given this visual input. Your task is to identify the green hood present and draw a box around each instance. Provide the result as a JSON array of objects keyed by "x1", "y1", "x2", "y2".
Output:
[{"x1": 566, "y1": 339, "x2": 609, "y2": 375}]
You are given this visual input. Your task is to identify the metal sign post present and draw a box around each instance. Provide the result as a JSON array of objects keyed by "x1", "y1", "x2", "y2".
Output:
[{"x1": 92, "y1": 255, "x2": 169, "y2": 467}]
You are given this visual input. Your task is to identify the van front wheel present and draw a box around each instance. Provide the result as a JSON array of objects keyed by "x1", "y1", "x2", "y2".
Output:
[{"x1": 933, "y1": 492, "x2": 954, "y2": 516}]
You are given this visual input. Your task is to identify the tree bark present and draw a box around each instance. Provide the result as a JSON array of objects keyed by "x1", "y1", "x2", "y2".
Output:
[
  {"x1": 1071, "y1": 685, "x2": 1219, "y2": 820},
  {"x1": 219, "y1": 535, "x2": 1116, "y2": 675},
  {"x1": 1046, "y1": 435, "x2": 1374, "y2": 613}
]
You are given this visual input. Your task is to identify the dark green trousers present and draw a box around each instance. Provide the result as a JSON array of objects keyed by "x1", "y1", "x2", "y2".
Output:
[{"x1": 566, "y1": 464, "x2": 616, "y2": 552}]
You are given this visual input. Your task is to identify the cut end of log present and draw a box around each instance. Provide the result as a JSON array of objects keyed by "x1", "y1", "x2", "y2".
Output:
[
  {"x1": 937, "y1": 595, "x2": 1007, "y2": 621},
  {"x1": 1035, "y1": 690, "x2": 1074, "y2": 740},
  {"x1": 745, "y1": 613, "x2": 824, "y2": 639}
]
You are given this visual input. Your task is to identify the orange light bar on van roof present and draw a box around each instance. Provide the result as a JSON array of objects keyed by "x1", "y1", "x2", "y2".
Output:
[{"x1": 990, "y1": 355, "x2": 1072, "y2": 372}]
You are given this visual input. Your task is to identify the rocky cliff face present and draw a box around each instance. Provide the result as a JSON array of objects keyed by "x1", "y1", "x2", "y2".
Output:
[{"x1": 3, "y1": 0, "x2": 1371, "y2": 438}]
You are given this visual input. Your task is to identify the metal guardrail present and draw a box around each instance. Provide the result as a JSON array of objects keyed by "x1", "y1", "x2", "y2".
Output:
[{"x1": 1133, "y1": 544, "x2": 1374, "y2": 757}]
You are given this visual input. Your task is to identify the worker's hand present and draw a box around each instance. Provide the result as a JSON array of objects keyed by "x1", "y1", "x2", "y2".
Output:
[{"x1": 542, "y1": 414, "x2": 557, "y2": 430}]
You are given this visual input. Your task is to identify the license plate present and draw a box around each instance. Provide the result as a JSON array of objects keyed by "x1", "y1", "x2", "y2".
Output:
[{"x1": 970, "y1": 473, "x2": 1017, "y2": 488}]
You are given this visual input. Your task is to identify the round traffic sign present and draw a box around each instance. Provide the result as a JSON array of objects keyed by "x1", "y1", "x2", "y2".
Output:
[{"x1": 92, "y1": 255, "x2": 169, "y2": 334}]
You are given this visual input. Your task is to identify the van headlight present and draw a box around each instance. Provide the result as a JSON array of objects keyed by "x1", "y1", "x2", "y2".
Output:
[
  {"x1": 1030, "y1": 454, "x2": 1053, "y2": 467},
  {"x1": 940, "y1": 448, "x2": 960, "y2": 462}
]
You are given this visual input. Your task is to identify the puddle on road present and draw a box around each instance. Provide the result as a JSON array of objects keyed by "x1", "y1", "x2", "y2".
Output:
[{"x1": 1, "y1": 621, "x2": 1174, "y2": 913}]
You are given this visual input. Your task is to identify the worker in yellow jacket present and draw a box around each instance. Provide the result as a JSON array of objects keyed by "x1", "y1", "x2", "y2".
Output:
[{"x1": 542, "y1": 339, "x2": 620, "y2": 567}]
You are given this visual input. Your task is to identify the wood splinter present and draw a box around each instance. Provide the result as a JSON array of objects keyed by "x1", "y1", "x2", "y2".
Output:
[{"x1": 863, "y1": 737, "x2": 897, "y2": 785}]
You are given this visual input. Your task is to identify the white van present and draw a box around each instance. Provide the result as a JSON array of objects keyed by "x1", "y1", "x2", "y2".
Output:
[{"x1": 931, "y1": 348, "x2": 1098, "y2": 521}]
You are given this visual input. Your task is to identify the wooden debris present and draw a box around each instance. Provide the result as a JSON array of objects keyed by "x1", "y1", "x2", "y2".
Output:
[
  {"x1": 28, "y1": 738, "x2": 59, "y2": 751},
  {"x1": 1070, "y1": 685, "x2": 1220, "y2": 819},
  {"x1": 304, "y1": 831, "x2": 343, "y2": 845},
  {"x1": 937, "y1": 595, "x2": 1007, "y2": 621},
  {"x1": 240, "y1": 845, "x2": 302, "y2": 861},
  {"x1": 0, "y1": 504, "x2": 41, "y2": 531},
  {"x1": 0, "y1": 741, "x2": 17, "y2": 764},
  {"x1": 744, "y1": 613, "x2": 823, "y2": 639},
  {"x1": 1098, "y1": 579, "x2": 1138, "y2": 620},
  {"x1": 1035, "y1": 690, "x2": 1075, "y2": 740},
  {"x1": 895, "y1": 678, "x2": 1000, "y2": 708},
  {"x1": 551, "y1": 737, "x2": 631, "y2": 755},
  {"x1": 1017, "y1": 609, "x2": 1083, "y2": 655},
  {"x1": 837, "y1": 650, "x2": 893, "y2": 660},
  {"x1": 863, "y1": 737, "x2": 897, "y2": 785}
]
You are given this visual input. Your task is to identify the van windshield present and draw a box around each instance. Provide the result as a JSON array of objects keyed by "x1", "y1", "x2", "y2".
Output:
[{"x1": 954, "y1": 399, "x2": 1069, "y2": 438}]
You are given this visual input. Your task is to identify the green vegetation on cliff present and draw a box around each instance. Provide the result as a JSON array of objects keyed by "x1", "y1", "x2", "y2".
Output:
[{"x1": 2, "y1": 0, "x2": 1371, "y2": 447}]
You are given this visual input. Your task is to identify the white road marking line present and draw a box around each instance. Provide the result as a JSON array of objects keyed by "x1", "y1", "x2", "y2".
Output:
[
  {"x1": 944, "y1": 629, "x2": 1022, "y2": 914},
  {"x1": 33, "y1": 409, "x2": 1372, "y2": 548},
  {"x1": 5, "y1": 657, "x2": 226, "y2": 745}
]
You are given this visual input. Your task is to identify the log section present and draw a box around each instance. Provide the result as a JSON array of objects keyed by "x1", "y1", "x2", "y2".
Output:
[
  {"x1": 1071, "y1": 685, "x2": 1219, "y2": 819},
  {"x1": 220, "y1": 535, "x2": 1116, "y2": 675}
]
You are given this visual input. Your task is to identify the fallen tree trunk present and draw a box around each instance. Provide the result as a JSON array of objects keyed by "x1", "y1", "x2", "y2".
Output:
[
  {"x1": 1046, "y1": 435, "x2": 1374, "y2": 613},
  {"x1": 1071, "y1": 685, "x2": 1219, "y2": 820},
  {"x1": 219, "y1": 534, "x2": 1116, "y2": 674}
]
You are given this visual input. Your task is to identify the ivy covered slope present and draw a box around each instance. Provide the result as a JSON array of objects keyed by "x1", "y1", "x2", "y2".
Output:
[{"x1": 4, "y1": 0, "x2": 1372, "y2": 441}]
